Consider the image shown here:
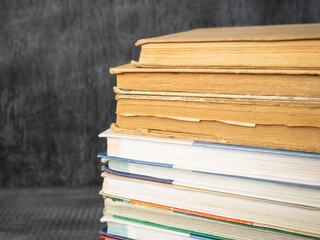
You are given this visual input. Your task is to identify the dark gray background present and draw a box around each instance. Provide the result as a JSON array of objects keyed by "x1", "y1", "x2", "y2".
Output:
[{"x1": 1, "y1": 0, "x2": 320, "y2": 187}]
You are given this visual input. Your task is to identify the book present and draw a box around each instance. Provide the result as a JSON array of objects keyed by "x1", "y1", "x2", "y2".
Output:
[
  {"x1": 134, "y1": 23, "x2": 320, "y2": 69},
  {"x1": 99, "y1": 129, "x2": 320, "y2": 186},
  {"x1": 101, "y1": 159, "x2": 320, "y2": 208},
  {"x1": 101, "y1": 197, "x2": 319, "y2": 240},
  {"x1": 110, "y1": 63, "x2": 320, "y2": 98},
  {"x1": 100, "y1": 172, "x2": 320, "y2": 237},
  {"x1": 113, "y1": 116, "x2": 320, "y2": 153},
  {"x1": 113, "y1": 89, "x2": 320, "y2": 153},
  {"x1": 115, "y1": 90, "x2": 320, "y2": 127},
  {"x1": 100, "y1": 233, "x2": 125, "y2": 240},
  {"x1": 101, "y1": 216, "x2": 215, "y2": 240}
]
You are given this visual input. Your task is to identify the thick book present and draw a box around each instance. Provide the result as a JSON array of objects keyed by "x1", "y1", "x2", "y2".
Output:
[
  {"x1": 134, "y1": 23, "x2": 320, "y2": 69},
  {"x1": 110, "y1": 63, "x2": 320, "y2": 98},
  {"x1": 99, "y1": 129, "x2": 320, "y2": 186},
  {"x1": 113, "y1": 116, "x2": 320, "y2": 153},
  {"x1": 113, "y1": 90, "x2": 320, "y2": 153},
  {"x1": 101, "y1": 197, "x2": 318, "y2": 240},
  {"x1": 115, "y1": 90, "x2": 320, "y2": 128},
  {"x1": 100, "y1": 159, "x2": 320, "y2": 208},
  {"x1": 100, "y1": 172, "x2": 320, "y2": 237}
]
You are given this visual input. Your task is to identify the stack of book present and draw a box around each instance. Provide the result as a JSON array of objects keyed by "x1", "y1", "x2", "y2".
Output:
[{"x1": 98, "y1": 23, "x2": 320, "y2": 240}]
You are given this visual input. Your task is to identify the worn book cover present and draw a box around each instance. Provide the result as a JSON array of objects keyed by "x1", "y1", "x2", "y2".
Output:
[{"x1": 134, "y1": 23, "x2": 320, "y2": 69}]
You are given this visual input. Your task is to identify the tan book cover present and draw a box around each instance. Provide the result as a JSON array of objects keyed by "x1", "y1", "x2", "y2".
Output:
[
  {"x1": 112, "y1": 116, "x2": 320, "y2": 153},
  {"x1": 111, "y1": 63, "x2": 320, "y2": 97},
  {"x1": 134, "y1": 23, "x2": 320, "y2": 69},
  {"x1": 115, "y1": 94, "x2": 320, "y2": 128},
  {"x1": 113, "y1": 88, "x2": 320, "y2": 153}
]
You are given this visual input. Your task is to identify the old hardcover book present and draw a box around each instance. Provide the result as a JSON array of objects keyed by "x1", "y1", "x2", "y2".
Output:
[
  {"x1": 112, "y1": 90, "x2": 320, "y2": 153},
  {"x1": 110, "y1": 63, "x2": 320, "y2": 98},
  {"x1": 115, "y1": 92, "x2": 320, "y2": 128},
  {"x1": 134, "y1": 23, "x2": 320, "y2": 69},
  {"x1": 113, "y1": 116, "x2": 320, "y2": 153}
]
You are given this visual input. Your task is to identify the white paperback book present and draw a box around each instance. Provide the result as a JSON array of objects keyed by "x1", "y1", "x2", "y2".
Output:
[
  {"x1": 102, "y1": 159, "x2": 320, "y2": 208},
  {"x1": 101, "y1": 173, "x2": 320, "y2": 237},
  {"x1": 99, "y1": 129, "x2": 320, "y2": 186}
]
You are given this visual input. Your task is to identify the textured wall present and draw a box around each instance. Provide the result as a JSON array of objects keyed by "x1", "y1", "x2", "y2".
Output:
[{"x1": 1, "y1": 0, "x2": 320, "y2": 187}]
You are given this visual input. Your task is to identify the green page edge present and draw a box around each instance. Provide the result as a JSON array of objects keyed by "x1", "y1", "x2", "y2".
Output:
[
  {"x1": 106, "y1": 196, "x2": 320, "y2": 240},
  {"x1": 113, "y1": 214, "x2": 232, "y2": 240}
]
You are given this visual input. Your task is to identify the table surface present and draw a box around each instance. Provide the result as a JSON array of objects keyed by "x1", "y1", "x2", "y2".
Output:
[{"x1": 0, "y1": 186, "x2": 104, "y2": 240}]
